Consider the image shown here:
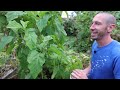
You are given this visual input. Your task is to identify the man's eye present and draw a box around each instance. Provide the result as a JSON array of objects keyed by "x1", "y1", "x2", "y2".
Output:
[
  {"x1": 95, "y1": 22, "x2": 101, "y2": 25},
  {"x1": 91, "y1": 22, "x2": 93, "y2": 25},
  {"x1": 91, "y1": 22, "x2": 101, "y2": 26}
]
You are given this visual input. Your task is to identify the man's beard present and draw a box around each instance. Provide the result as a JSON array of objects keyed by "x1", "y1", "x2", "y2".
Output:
[{"x1": 91, "y1": 27, "x2": 108, "y2": 41}]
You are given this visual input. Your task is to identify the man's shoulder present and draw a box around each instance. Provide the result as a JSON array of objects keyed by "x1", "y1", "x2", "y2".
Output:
[
  {"x1": 113, "y1": 40, "x2": 120, "y2": 45},
  {"x1": 111, "y1": 40, "x2": 120, "y2": 56},
  {"x1": 113, "y1": 40, "x2": 120, "y2": 50},
  {"x1": 109, "y1": 40, "x2": 120, "y2": 57}
]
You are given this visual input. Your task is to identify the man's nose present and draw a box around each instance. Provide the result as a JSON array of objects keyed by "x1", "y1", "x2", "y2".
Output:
[{"x1": 90, "y1": 24, "x2": 95, "y2": 31}]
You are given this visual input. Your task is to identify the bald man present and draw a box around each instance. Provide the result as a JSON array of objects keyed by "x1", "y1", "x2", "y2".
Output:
[{"x1": 70, "y1": 12, "x2": 120, "y2": 79}]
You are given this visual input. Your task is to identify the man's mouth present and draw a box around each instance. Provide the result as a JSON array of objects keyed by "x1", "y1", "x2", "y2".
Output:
[{"x1": 91, "y1": 32, "x2": 98, "y2": 35}]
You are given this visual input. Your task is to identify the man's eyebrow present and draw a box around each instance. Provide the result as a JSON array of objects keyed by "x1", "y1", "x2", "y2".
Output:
[{"x1": 92, "y1": 20, "x2": 101, "y2": 22}]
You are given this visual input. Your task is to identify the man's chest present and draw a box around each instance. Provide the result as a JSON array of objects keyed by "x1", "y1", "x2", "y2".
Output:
[{"x1": 91, "y1": 54, "x2": 113, "y2": 73}]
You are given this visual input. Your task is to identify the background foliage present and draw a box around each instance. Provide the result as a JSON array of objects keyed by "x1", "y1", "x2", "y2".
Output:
[{"x1": 64, "y1": 11, "x2": 120, "y2": 53}]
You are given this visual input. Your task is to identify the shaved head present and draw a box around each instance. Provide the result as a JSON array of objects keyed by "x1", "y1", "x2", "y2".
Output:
[
  {"x1": 95, "y1": 12, "x2": 116, "y2": 25},
  {"x1": 90, "y1": 12, "x2": 116, "y2": 41}
]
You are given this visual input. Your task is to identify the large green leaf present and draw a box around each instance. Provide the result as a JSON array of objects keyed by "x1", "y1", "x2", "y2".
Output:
[
  {"x1": 7, "y1": 20, "x2": 22, "y2": 34},
  {"x1": 36, "y1": 14, "x2": 51, "y2": 32},
  {"x1": 27, "y1": 50, "x2": 45, "y2": 79},
  {"x1": 54, "y1": 18, "x2": 67, "y2": 44},
  {"x1": 55, "y1": 18, "x2": 67, "y2": 36},
  {"x1": 5, "y1": 11, "x2": 25, "y2": 22},
  {"x1": 0, "y1": 36, "x2": 13, "y2": 52},
  {"x1": 7, "y1": 20, "x2": 22, "y2": 28},
  {"x1": 24, "y1": 28, "x2": 37, "y2": 50}
]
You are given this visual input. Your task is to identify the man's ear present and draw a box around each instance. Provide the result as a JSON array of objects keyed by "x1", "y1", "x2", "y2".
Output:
[{"x1": 107, "y1": 24, "x2": 116, "y2": 33}]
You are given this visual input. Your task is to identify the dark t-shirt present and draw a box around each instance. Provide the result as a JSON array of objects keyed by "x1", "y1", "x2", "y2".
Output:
[{"x1": 88, "y1": 40, "x2": 120, "y2": 79}]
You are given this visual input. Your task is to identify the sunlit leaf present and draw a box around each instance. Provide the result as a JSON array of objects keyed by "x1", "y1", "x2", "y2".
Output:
[
  {"x1": 7, "y1": 20, "x2": 22, "y2": 34},
  {"x1": 24, "y1": 28, "x2": 37, "y2": 50},
  {"x1": 20, "y1": 20, "x2": 29, "y2": 29}
]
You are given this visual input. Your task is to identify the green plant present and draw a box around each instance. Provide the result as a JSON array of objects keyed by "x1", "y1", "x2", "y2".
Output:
[{"x1": 0, "y1": 11, "x2": 83, "y2": 79}]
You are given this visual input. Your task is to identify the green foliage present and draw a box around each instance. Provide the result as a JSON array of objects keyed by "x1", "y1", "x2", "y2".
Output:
[
  {"x1": 3, "y1": 11, "x2": 120, "y2": 79},
  {"x1": 0, "y1": 52, "x2": 9, "y2": 67},
  {"x1": 63, "y1": 18, "x2": 77, "y2": 36},
  {"x1": 17, "y1": 45, "x2": 29, "y2": 79},
  {"x1": 63, "y1": 11, "x2": 96, "y2": 52},
  {"x1": 110, "y1": 11, "x2": 120, "y2": 42},
  {"x1": 0, "y1": 11, "x2": 84, "y2": 79},
  {"x1": 64, "y1": 11, "x2": 120, "y2": 53}
]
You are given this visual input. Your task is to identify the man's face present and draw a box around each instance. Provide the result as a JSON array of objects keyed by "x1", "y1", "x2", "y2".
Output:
[{"x1": 90, "y1": 14, "x2": 109, "y2": 40}]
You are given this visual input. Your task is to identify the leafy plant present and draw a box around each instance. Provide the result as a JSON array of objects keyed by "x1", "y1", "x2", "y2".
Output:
[{"x1": 0, "y1": 11, "x2": 84, "y2": 79}]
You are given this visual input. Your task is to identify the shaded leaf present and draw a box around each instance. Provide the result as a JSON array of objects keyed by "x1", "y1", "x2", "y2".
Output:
[
  {"x1": 55, "y1": 18, "x2": 67, "y2": 36},
  {"x1": 36, "y1": 14, "x2": 51, "y2": 32},
  {"x1": 5, "y1": 11, "x2": 25, "y2": 22},
  {"x1": 37, "y1": 36, "x2": 53, "y2": 50},
  {"x1": 27, "y1": 50, "x2": 45, "y2": 79},
  {"x1": 6, "y1": 42, "x2": 15, "y2": 54},
  {"x1": 0, "y1": 33, "x2": 4, "y2": 39},
  {"x1": 17, "y1": 46, "x2": 30, "y2": 79},
  {"x1": 48, "y1": 45, "x2": 62, "y2": 55},
  {"x1": 0, "y1": 15, "x2": 7, "y2": 31},
  {"x1": 0, "y1": 36, "x2": 13, "y2": 52}
]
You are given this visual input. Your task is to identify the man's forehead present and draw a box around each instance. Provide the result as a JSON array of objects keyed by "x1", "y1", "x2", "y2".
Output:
[
  {"x1": 92, "y1": 14, "x2": 107, "y2": 23},
  {"x1": 95, "y1": 13, "x2": 108, "y2": 18}
]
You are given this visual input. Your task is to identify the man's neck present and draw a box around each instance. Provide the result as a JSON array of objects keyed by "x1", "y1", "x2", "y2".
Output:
[{"x1": 96, "y1": 36, "x2": 113, "y2": 47}]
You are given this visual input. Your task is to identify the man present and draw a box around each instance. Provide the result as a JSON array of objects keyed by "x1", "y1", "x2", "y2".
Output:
[{"x1": 70, "y1": 12, "x2": 120, "y2": 79}]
